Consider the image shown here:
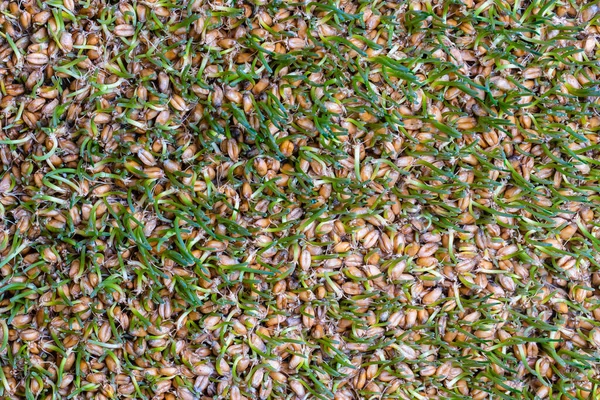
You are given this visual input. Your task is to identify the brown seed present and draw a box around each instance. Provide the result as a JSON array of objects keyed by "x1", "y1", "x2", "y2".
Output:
[
  {"x1": 582, "y1": 4, "x2": 599, "y2": 21},
  {"x1": 417, "y1": 243, "x2": 438, "y2": 257},
  {"x1": 523, "y1": 67, "x2": 542, "y2": 79},
  {"x1": 92, "y1": 184, "x2": 112, "y2": 196},
  {"x1": 144, "y1": 167, "x2": 164, "y2": 179},
  {"x1": 114, "y1": 24, "x2": 135, "y2": 37},
  {"x1": 299, "y1": 249, "x2": 312, "y2": 270},
  {"x1": 159, "y1": 367, "x2": 179, "y2": 376},
  {"x1": 98, "y1": 322, "x2": 111, "y2": 342},
  {"x1": 420, "y1": 365, "x2": 437, "y2": 377},
  {"x1": 94, "y1": 113, "x2": 111, "y2": 124},
  {"x1": 289, "y1": 380, "x2": 305, "y2": 397},
  {"x1": 155, "y1": 110, "x2": 171, "y2": 125},
  {"x1": 253, "y1": 79, "x2": 269, "y2": 94},
  {"x1": 288, "y1": 38, "x2": 306, "y2": 49},
  {"x1": 590, "y1": 328, "x2": 600, "y2": 348},
  {"x1": 226, "y1": 139, "x2": 239, "y2": 161},
  {"x1": 559, "y1": 223, "x2": 577, "y2": 240},
  {"x1": 170, "y1": 94, "x2": 187, "y2": 111},
  {"x1": 60, "y1": 374, "x2": 74, "y2": 389},
  {"x1": 26, "y1": 52, "x2": 49, "y2": 65},
  {"x1": 535, "y1": 386, "x2": 549, "y2": 399},
  {"x1": 496, "y1": 244, "x2": 518, "y2": 258},
  {"x1": 498, "y1": 274, "x2": 516, "y2": 292},
  {"x1": 34, "y1": 11, "x2": 52, "y2": 24},
  {"x1": 60, "y1": 32, "x2": 73, "y2": 52},
  {"x1": 403, "y1": 119, "x2": 423, "y2": 130},
  {"x1": 64, "y1": 334, "x2": 79, "y2": 348},
  {"x1": 225, "y1": 90, "x2": 243, "y2": 104},
  {"x1": 86, "y1": 373, "x2": 105, "y2": 384},
  {"x1": 397, "y1": 344, "x2": 417, "y2": 360},
  {"x1": 11, "y1": 314, "x2": 32, "y2": 327},
  {"x1": 254, "y1": 158, "x2": 268, "y2": 176},
  {"x1": 205, "y1": 240, "x2": 226, "y2": 252},
  {"x1": 362, "y1": 230, "x2": 380, "y2": 249},
  {"x1": 280, "y1": 140, "x2": 294, "y2": 157},
  {"x1": 20, "y1": 329, "x2": 40, "y2": 341},
  {"x1": 118, "y1": 384, "x2": 135, "y2": 395},
  {"x1": 324, "y1": 101, "x2": 344, "y2": 114},
  {"x1": 23, "y1": 111, "x2": 39, "y2": 128},
  {"x1": 422, "y1": 287, "x2": 442, "y2": 305},
  {"x1": 138, "y1": 149, "x2": 156, "y2": 166}
]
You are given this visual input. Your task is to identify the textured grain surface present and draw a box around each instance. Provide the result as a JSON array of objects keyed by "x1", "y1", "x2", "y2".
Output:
[{"x1": 0, "y1": 0, "x2": 599, "y2": 399}]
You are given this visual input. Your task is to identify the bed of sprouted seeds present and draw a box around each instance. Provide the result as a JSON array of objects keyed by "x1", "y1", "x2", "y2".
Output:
[{"x1": 0, "y1": 0, "x2": 600, "y2": 399}]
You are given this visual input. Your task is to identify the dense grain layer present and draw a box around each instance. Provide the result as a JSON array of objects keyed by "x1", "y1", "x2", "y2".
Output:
[{"x1": 0, "y1": 0, "x2": 599, "y2": 399}]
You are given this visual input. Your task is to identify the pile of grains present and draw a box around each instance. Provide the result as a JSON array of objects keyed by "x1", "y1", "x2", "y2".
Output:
[{"x1": 0, "y1": 0, "x2": 599, "y2": 399}]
